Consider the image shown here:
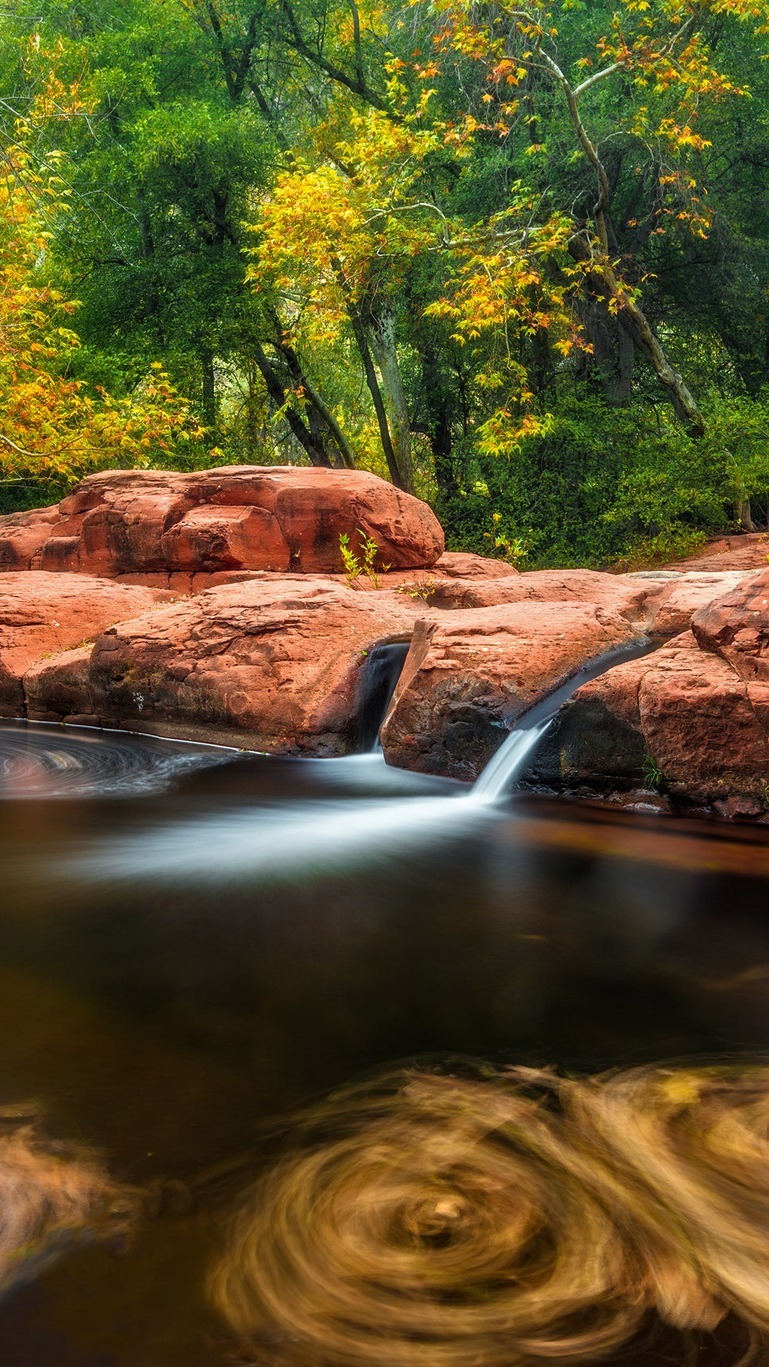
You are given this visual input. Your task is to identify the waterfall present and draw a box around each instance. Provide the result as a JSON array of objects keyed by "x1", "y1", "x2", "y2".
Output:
[
  {"x1": 356, "y1": 641, "x2": 411, "y2": 751},
  {"x1": 471, "y1": 638, "x2": 655, "y2": 804}
]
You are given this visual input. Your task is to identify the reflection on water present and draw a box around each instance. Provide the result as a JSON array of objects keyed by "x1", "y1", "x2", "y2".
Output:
[
  {"x1": 1, "y1": 721, "x2": 769, "y2": 1363},
  {"x1": 212, "y1": 1062, "x2": 769, "y2": 1366},
  {"x1": 0, "y1": 1106, "x2": 137, "y2": 1297}
]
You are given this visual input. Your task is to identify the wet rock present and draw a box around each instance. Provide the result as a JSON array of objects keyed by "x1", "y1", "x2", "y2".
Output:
[
  {"x1": 26, "y1": 578, "x2": 416, "y2": 753},
  {"x1": 0, "y1": 466, "x2": 444, "y2": 579},
  {"x1": 380, "y1": 601, "x2": 639, "y2": 781},
  {"x1": 0, "y1": 573, "x2": 174, "y2": 716}
]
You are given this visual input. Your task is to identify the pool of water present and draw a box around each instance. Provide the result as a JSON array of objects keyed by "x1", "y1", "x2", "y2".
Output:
[{"x1": 0, "y1": 720, "x2": 768, "y2": 1365}]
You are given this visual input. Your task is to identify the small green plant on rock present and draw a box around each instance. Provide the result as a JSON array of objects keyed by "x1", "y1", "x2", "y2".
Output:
[
  {"x1": 339, "y1": 530, "x2": 388, "y2": 588},
  {"x1": 396, "y1": 577, "x2": 436, "y2": 602},
  {"x1": 642, "y1": 752, "x2": 664, "y2": 792}
]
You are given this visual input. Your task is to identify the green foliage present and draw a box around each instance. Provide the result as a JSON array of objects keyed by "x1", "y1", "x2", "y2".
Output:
[
  {"x1": 339, "y1": 530, "x2": 388, "y2": 587},
  {"x1": 438, "y1": 391, "x2": 768, "y2": 569},
  {"x1": 1, "y1": 0, "x2": 769, "y2": 559},
  {"x1": 642, "y1": 753, "x2": 664, "y2": 793}
]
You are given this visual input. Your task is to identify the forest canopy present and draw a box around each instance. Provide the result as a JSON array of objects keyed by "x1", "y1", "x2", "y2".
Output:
[{"x1": 1, "y1": 0, "x2": 768, "y2": 566}]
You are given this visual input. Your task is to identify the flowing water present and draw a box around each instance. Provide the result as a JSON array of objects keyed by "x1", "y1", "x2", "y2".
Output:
[{"x1": 1, "y1": 718, "x2": 769, "y2": 1365}]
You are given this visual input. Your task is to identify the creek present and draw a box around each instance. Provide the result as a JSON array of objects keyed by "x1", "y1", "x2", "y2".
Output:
[{"x1": 0, "y1": 708, "x2": 768, "y2": 1366}]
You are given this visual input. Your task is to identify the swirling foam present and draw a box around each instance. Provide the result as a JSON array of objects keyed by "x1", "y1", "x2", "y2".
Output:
[
  {"x1": 0, "y1": 1105, "x2": 138, "y2": 1295},
  {"x1": 211, "y1": 1064, "x2": 769, "y2": 1366},
  {"x1": 0, "y1": 724, "x2": 232, "y2": 798}
]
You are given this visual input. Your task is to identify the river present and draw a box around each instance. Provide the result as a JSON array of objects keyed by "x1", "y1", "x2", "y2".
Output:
[{"x1": 0, "y1": 720, "x2": 767, "y2": 1365}]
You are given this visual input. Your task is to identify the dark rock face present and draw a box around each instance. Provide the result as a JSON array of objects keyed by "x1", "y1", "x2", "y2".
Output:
[{"x1": 0, "y1": 466, "x2": 445, "y2": 579}]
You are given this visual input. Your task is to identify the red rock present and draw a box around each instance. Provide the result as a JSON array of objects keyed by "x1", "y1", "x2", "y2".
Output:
[
  {"x1": 417, "y1": 567, "x2": 759, "y2": 635},
  {"x1": 530, "y1": 631, "x2": 769, "y2": 810},
  {"x1": 0, "y1": 573, "x2": 174, "y2": 716},
  {"x1": 431, "y1": 551, "x2": 519, "y2": 579},
  {"x1": 424, "y1": 568, "x2": 655, "y2": 615},
  {"x1": 161, "y1": 505, "x2": 290, "y2": 572},
  {"x1": 380, "y1": 601, "x2": 639, "y2": 780},
  {"x1": 640, "y1": 570, "x2": 761, "y2": 638},
  {"x1": 665, "y1": 531, "x2": 769, "y2": 573},
  {"x1": 26, "y1": 578, "x2": 416, "y2": 752},
  {"x1": 0, "y1": 466, "x2": 444, "y2": 579},
  {"x1": 691, "y1": 568, "x2": 769, "y2": 683},
  {"x1": 0, "y1": 508, "x2": 59, "y2": 570}
]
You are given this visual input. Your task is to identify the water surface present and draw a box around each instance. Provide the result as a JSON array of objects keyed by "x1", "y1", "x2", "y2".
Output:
[{"x1": 0, "y1": 721, "x2": 767, "y2": 1365}]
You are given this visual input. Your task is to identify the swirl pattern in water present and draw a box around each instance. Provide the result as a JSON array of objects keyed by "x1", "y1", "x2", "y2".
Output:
[
  {"x1": 212, "y1": 1063, "x2": 769, "y2": 1366},
  {"x1": 0, "y1": 721, "x2": 235, "y2": 798},
  {"x1": 0, "y1": 1105, "x2": 138, "y2": 1298}
]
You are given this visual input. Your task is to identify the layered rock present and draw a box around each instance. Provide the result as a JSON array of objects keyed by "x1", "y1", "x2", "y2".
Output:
[
  {"x1": 25, "y1": 578, "x2": 416, "y2": 753},
  {"x1": 0, "y1": 573, "x2": 174, "y2": 716},
  {"x1": 380, "y1": 601, "x2": 640, "y2": 781},
  {"x1": 0, "y1": 466, "x2": 444, "y2": 580}
]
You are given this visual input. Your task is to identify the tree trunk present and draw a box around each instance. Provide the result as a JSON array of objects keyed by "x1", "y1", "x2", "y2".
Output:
[
  {"x1": 266, "y1": 317, "x2": 358, "y2": 469},
  {"x1": 201, "y1": 348, "x2": 217, "y2": 432},
  {"x1": 367, "y1": 301, "x2": 414, "y2": 493},
  {"x1": 568, "y1": 238, "x2": 705, "y2": 435},
  {"x1": 332, "y1": 259, "x2": 411, "y2": 491},
  {"x1": 251, "y1": 340, "x2": 333, "y2": 466}
]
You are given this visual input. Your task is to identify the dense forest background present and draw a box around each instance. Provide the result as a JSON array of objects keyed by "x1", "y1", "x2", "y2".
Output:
[{"x1": 1, "y1": 0, "x2": 768, "y2": 566}]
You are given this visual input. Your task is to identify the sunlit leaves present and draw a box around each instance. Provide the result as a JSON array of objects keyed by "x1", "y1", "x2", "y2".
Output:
[{"x1": 0, "y1": 139, "x2": 205, "y2": 484}]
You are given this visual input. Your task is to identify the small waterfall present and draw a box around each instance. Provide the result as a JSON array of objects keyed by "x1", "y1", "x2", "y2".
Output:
[
  {"x1": 356, "y1": 641, "x2": 411, "y2": 751},
  {"x1": 472, "y1": 638, "x2": 656, "y2": 803}
]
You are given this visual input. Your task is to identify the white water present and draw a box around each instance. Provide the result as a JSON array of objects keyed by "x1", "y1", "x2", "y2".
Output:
[
  {"x1": 471, "y1": 717, "x2": 553, "y2": 802},
  {"x1": 470, "y1": 637, "x2": 655, "y2": 804}
]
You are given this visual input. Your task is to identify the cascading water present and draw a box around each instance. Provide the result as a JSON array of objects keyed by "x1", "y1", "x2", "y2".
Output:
[
  {"x1": 1, "y1": 634, "x2": 769, "y2": 1367},
  {"x1": 356, "y1": 640, "x2": 411, "y2": 751},
  {"x1": 471, "y1": 637, "x2": 658, "y2": 802}
]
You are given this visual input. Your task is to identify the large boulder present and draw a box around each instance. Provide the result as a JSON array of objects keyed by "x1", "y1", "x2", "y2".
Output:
[
  {"x1": 380, "y1": 601, "x2": 640, "y2": 781},
  {"x1": 0, "y1": 573, "x2": 174, "y2": 716},
  {"x1": 25, "y1": 578, "x2": 417, "y2": 753},
  {"x1": 0, "y1": 466, "x2": 444, "y2": 579},
  {"x1": 528, "y1": 627, "x2": 769, "y2": 814}
]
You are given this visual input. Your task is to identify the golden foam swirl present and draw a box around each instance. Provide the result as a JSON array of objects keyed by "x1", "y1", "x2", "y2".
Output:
[
  {"x1": 211, "y1": 1064, "x2": 769, "y2": 1367},
  {"x1": 0, "y1": 1106, "x2": 138, "y2": 1296}
]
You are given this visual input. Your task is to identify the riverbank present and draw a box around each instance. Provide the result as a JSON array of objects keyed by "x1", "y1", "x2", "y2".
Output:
[{"x1": 1, "y1": 466, "x2": 767, "y2": 818}]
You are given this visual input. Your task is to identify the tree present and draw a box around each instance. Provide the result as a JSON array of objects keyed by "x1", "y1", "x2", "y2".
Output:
[{"x1": 0, "y1": 126, "x2": 204, "y2": 501}]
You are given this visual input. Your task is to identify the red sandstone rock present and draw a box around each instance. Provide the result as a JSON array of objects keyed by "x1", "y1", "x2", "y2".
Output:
[
  {"x1": 691, "y1": 568, "x2": 769, "y2": 683},
  {"x1": 26, "y1": 578, "x2": 416, "y2": 753},
  {"x1": 405, "y1": 567, "x2": 758, "y2": 637},
  {"x1": 423, "y1": 568, "x2": 656, "y2": 615},
  {"x1": 641, "y1": 570, "x2": 762, "y2": 638},
  {"x1": 529, "y1": 630, "x2": 769, "y2": 811},
  {"x1": 0, "y1": 466, "x2": 444, "y2": 579},
  {"x1": 0, "y1": 573, "x2": 174, "y2": 716},
  {"x1": 664, "y1": 531, "x2": 769, "y2": 573},
  {"x1": 431, "y1": 552, "x2": 519, "y2": 579},
  {"x1": 0, "y1": 508, "x2": 60, "y2": 571},
  {"x1": 380, "y1": 601, "x2": 639, "y2": 781}
]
